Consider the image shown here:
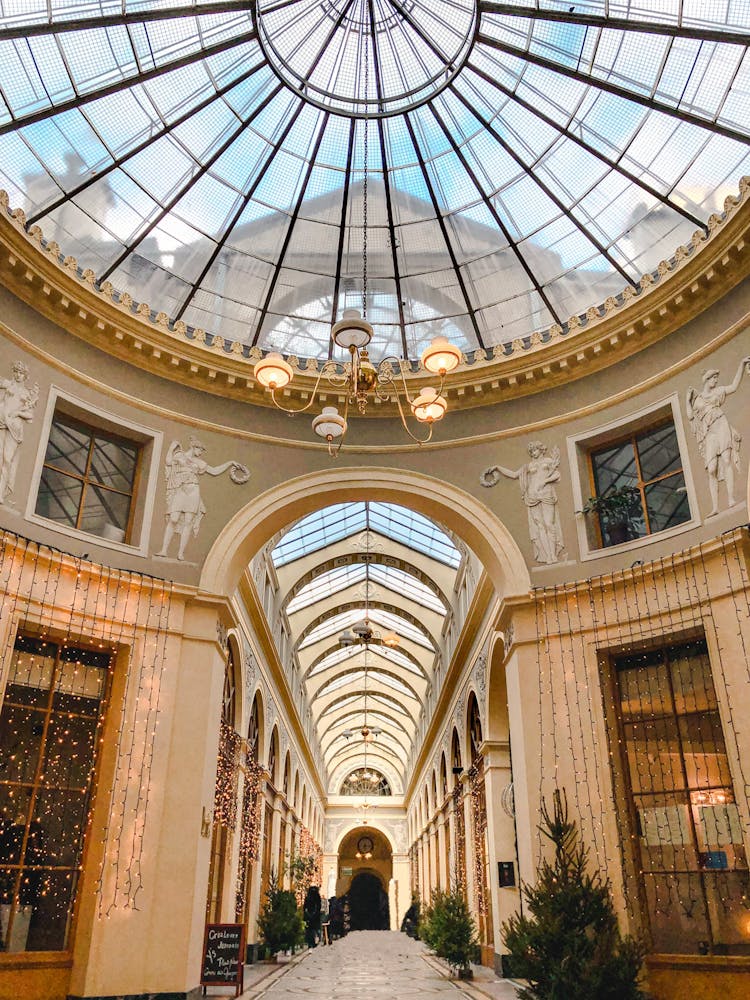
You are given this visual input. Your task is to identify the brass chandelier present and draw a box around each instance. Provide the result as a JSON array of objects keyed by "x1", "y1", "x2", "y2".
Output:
[{"x1": 253, "y1": 29, "x2": 461, "y2": 455}]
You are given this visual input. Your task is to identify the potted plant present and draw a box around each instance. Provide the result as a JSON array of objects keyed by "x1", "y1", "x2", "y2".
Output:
[
  {"x1": 580, "y1": 485, "x2": 642, "y2": 547},
  {"x1": 257, "y1": 873, "x2": 304, "y2": 960},
  {"x1": 501, "y1": 790, "x2": 649, "y2": 1000},
  {"x1": 419, "y1": 889, "x2": 480, "y2": 979}
]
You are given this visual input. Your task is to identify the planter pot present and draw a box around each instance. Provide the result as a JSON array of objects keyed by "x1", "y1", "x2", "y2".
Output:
[
  {"x1": 457, "y1": 968, "x2": 473, "y2": 980},
  {"x1": 604, "y1": 520, "x2": 632, "y2": 546}
]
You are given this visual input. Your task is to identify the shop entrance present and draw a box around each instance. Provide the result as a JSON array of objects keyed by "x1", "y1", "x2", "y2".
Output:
[{"x1": 348, "y1": 872, "x2": 389, "y2": 930}]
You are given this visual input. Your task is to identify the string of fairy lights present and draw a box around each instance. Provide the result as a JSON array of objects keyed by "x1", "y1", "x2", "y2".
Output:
[
  {"x1": 0, "y1": 530, "x2": 173, "y2": 943},
  {"x1": 469, "y1": 757, "x2": 489, "y2": 931},
  {"x1": 532, "y1": 526, "x2": 750, "y2": 950},
  {"x1": 234, "y1": 752, "x2": 264, "y2": 921}
]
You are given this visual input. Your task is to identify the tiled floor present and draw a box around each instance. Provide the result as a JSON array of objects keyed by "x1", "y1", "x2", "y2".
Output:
[{"x1": 238, "y1": 932, "x2": 521, "y2": 1000}]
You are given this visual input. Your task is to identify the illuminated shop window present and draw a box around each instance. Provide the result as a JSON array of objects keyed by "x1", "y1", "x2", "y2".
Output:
[
  {"x1": 613, "y1": 639, "x2": 749, "y2": 954},
  {"x1": 587, "y1": 420, "x2": 690, "y2": 548},
  {"x1": 35, "y1": 413, "x2": 141, "y2": 544},
  {"x1": 0, "y1": 634, "x2": 111, "y2": 953}
]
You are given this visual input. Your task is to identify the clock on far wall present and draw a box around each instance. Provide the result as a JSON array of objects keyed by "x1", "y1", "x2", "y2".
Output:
[{"x1": 357, "y1": 835, "x2": 374, "y2": 855}]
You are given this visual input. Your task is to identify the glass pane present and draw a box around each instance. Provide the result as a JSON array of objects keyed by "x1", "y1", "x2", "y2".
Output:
[
  {"x1": 644, "y1": 873, "x2": 710, "y2": 954},
  {"x1": 624, "y1": 717, "x2": 685, "y2": 794},
  {"x1": 5, "y1": 638, "x2": 56, "y2": 707},
  {"x1": 35, "y1": 468, "x2": 83, "y2": 528},
  {"x1": 41, "y1": 715, "x2": 98, "y2": 790},
  {"x1": 0, "y1": 704, "x2": 45, "y2": 783},
  {"x1": 679, "y1": 713, "x2": 732, "y2": 790},
  {"x1": 591, "y1": 440, "x2": 638, "y2": 496},
  {"x1": 89, "y1": 436, "x2": 138, "y2": 493},
  {"x1": 704, "y1": 872, "x2": 750, "y2": 952},
  {"x1": 78, "y1": 484, "x2": 131, "y2": 540},
  {"x1": 23, "y1": 868, "x2": 79, "y2": 952},
  {"x1": 43, "y1": 420, "x2": 90, "y2": 478},
  {"x1": 636, "y1": 423, "x2": 683, "y2": 482},
  {"x1": 645, "y1": 474, "x2": 691, "y2": 532},
  {"x1": 0, "y1": 787, "x2": 29, "y2": 865},
  {"x1": 618, "y1": 652, "x2": 671, "y2": 719},
  {"x1": 635, "y1": 792, "x2": 698, "y2": 871},
  {"x1": 669, "y1": 643, "x2": 716, "y2": 715},
  {"x1": 33, "y1": 788, "x2": 89, "y2": 868}
]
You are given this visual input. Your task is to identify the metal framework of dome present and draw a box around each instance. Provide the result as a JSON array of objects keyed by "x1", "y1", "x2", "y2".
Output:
[{"x1": 1, "y1": 1, "x2": 749, "y2": 362}]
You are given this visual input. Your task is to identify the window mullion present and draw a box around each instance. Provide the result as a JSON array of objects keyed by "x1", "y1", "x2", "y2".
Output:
[{"x1": 632, "y1": 432, "x2": 652, "y2": 534}]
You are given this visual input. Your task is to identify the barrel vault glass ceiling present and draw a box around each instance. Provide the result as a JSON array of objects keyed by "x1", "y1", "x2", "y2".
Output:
[
  {"x1": 270, "y1": 502, "x2": 464, "y2": 794},
  {"x1": 0, "y1": 2, "x2": 749, "y2": 361}
]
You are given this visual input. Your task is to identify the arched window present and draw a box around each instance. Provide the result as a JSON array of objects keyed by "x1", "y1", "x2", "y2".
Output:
[
  {"x1": 468, "y1": 693, "x2": 483, "y2": 763},
  {"x1": 340, "y1": 769, "x2": 392, "y2": 796},
  {"x1": 451, "y1": 728, "x2": 462, "y2": 786},
  {"x1": 268, "y1": 727, "x2": 279, "y2": 787},
  {"x1": 282, "y1": 753, "x2": 290, "y2": 798},
  {"x1": 440, "y1": 753, "x2": 448, "y2": 800},
  {"x1": 247, "y1": 694, "x2": 260, "y2": 762}
]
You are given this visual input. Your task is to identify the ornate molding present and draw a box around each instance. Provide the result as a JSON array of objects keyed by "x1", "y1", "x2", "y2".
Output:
[{"x1": 0, "y1": 180, "x2": 748, "y2": 419}]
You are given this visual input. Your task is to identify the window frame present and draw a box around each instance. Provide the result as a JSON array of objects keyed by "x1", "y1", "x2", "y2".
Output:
[
  {"x1": 605, "y1": 635, "x2": 749, "y2": 954},
  {"x1": 0, "y1": 631, "x2": 114, "y2": 955},
  {"x1": 587, "y1": 417, "x2": 690, "y2": 548},
  {"x1": 566, "y1": 395, "x2": 700, "y2": 562},
  {"x1": 26, "y1": 388, "x2": 163, "y2": 556},
  {"x1": 37, "y1": 412, "x2": 142, "y2": 544}
]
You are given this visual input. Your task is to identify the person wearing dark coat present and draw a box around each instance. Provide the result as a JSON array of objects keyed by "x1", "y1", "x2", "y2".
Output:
[{"x1": 303, "y1": 885, "x2": 322, "y2": 948}]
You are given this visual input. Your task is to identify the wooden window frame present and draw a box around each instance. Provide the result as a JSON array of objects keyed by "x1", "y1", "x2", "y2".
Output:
[
  {"x1": 0, "y1": 633, "x2": 113, "y2": 955},
  {"x1": 587, "y1": 417, "x2": 687, "y2": 549},
  {"x1": 38, "y1": 413, "x2": 142, "y2": 544}
]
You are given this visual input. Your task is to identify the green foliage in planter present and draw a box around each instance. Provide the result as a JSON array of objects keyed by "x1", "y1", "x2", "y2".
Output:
[
  {"x1": 579, "y1": 485, "x2": 641, "y2": 524},
  {"x1": 419, "y1": 889, "x2": 480, "y2": 976},
  {"x1": 501, "y1": 790, "x2": 648, "y2": 1000},
  {"x1": 257, "y1": 872, "x2": 305, "y2": 957}
]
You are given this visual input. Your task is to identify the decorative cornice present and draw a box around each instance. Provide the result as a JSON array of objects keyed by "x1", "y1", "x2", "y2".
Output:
[{"x1": 0, "y1": 179, "x2": 748, "y2": 417}]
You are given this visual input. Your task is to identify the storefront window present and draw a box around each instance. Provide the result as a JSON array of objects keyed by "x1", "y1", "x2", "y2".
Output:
[{"x1": 0, "y1": 635, "x2": 110, "y2": 952}]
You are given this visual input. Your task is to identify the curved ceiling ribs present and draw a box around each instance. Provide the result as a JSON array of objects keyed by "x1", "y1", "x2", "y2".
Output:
[
  {"x1": 1, "y1": 2, "x2": 748, "y2": 360},
  {"x1": 270, "y1": 501, "x2": 462, "y2": 792}
]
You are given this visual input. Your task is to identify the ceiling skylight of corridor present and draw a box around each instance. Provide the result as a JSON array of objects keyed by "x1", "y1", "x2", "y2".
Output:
[
  {"x1": 269, "y1": 500, "x2": 469, "y2": 791},
  {"x1": 2, "y1": 2, "x2": 748, "y2": 362}
]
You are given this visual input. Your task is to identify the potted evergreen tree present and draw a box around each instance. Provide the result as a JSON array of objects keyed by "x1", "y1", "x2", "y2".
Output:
[
  {"x1": 419, "y1": 889, "x2": 480, "y2": 979},
  {"x1": 257, "y1": 872, "x2": 305, "y2": 961},
  {"x1": 580, "y1": 485, "x2": 642, "y2": 547},
  {"x1": 502, "y1": 790, "x2": 649, "y2": 1000}
]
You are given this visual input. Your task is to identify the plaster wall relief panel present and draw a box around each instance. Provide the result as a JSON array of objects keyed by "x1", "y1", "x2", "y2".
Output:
[
  {"x1": 0, "y1": 265, "x2": 748, "y2": 591},
  {"x1": 686, "y1": 358, "x2": 750, "y2": 516},
  {"x1": 155, "y1": 436, "x2": 250, "y2": 562},
  {"x1": 481, "y1": 441, "x2": 565, "y2": 565},
  {"x1": 0, "y1": 360, "x2": 39, "y2": 507}
]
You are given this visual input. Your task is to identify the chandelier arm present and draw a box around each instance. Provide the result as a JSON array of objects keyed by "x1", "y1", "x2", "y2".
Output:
[
  {"x1": 392, "y1": 388, "x2": 436, "y2": 446},
  {"x1": 268, "y1": 362, "x2": 339, "y2": 414},
  {"x1": 328, "y1": 393, "x2": 351, "y2": 458}
]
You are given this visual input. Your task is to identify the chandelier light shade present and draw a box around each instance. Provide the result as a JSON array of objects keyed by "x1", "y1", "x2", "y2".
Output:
[
  {"x1": 253, "y1": 352, "x2": 294, "y2": 390},
  {"x1": 332, "y1": 309, "x2": 374, "y2": 350},
  {"x1": 312, "y1": 406, "x2": 348, "y2": 445},
  {"x1": 421, "y1": 337, "x2": 463, "y2": 376},
  {"x1": 411, "y1": 387, "x2": 448, "y2": 424}
]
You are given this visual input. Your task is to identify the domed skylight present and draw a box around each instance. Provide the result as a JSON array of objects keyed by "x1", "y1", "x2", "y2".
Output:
[{"x1": 0, "y1": 1, "x2": 748, "y2": 361}]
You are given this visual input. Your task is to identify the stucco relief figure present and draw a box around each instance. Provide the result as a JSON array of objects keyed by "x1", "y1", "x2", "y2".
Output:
[
  {"x1": 481, "y1": 441, "x2": 565, "y2": 564},
  {"x1": 155, "y1": 437, "x2": 249, "y2": 561},
  {"x1": 0, "y1": 361, "x2": 39, "y2": 505},
  {"x1": 686, "y1": 359, "x2": 750, "y2": 515}
]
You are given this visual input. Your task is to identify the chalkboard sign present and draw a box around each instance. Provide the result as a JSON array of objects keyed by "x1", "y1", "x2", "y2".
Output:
[{"x1": 200, "y1": 923, "x2": 245, "y2": 996}]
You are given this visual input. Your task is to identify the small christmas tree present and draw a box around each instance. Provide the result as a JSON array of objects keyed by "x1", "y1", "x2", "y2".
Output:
[
  {"x1": 257, "y1": 872, "x2": 304, "y2": 957},
  {"x1": 419, "y1": 889, "x2": 480, "y2": 978},
  {"x1": 502, "y1": 790, "x2": 648, "y2": 1000}
]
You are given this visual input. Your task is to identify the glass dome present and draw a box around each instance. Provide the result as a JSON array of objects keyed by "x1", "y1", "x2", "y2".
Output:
[{"x1": 0, "y1": 1, "x2": 748, "y2": 361}]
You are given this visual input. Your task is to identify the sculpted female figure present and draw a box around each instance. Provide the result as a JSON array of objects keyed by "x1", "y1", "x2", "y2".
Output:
[
  {"x1": 0, "y1": 361, "x2": 39, "y2": 505},
  {"x1": 156, "y1": 437, "x2": 249, "y2": 561},
  {"x1": 481, "y1": 441, "x2": 565, "y2": 564},
  {"x1": 686, "y1": 359, "x2": 750, "y2": 515}
]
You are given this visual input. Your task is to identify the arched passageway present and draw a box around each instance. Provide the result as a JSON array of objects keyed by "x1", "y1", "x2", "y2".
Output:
[{"x1": 348, "y1": 873, "x2": 389, "y2": 931}]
